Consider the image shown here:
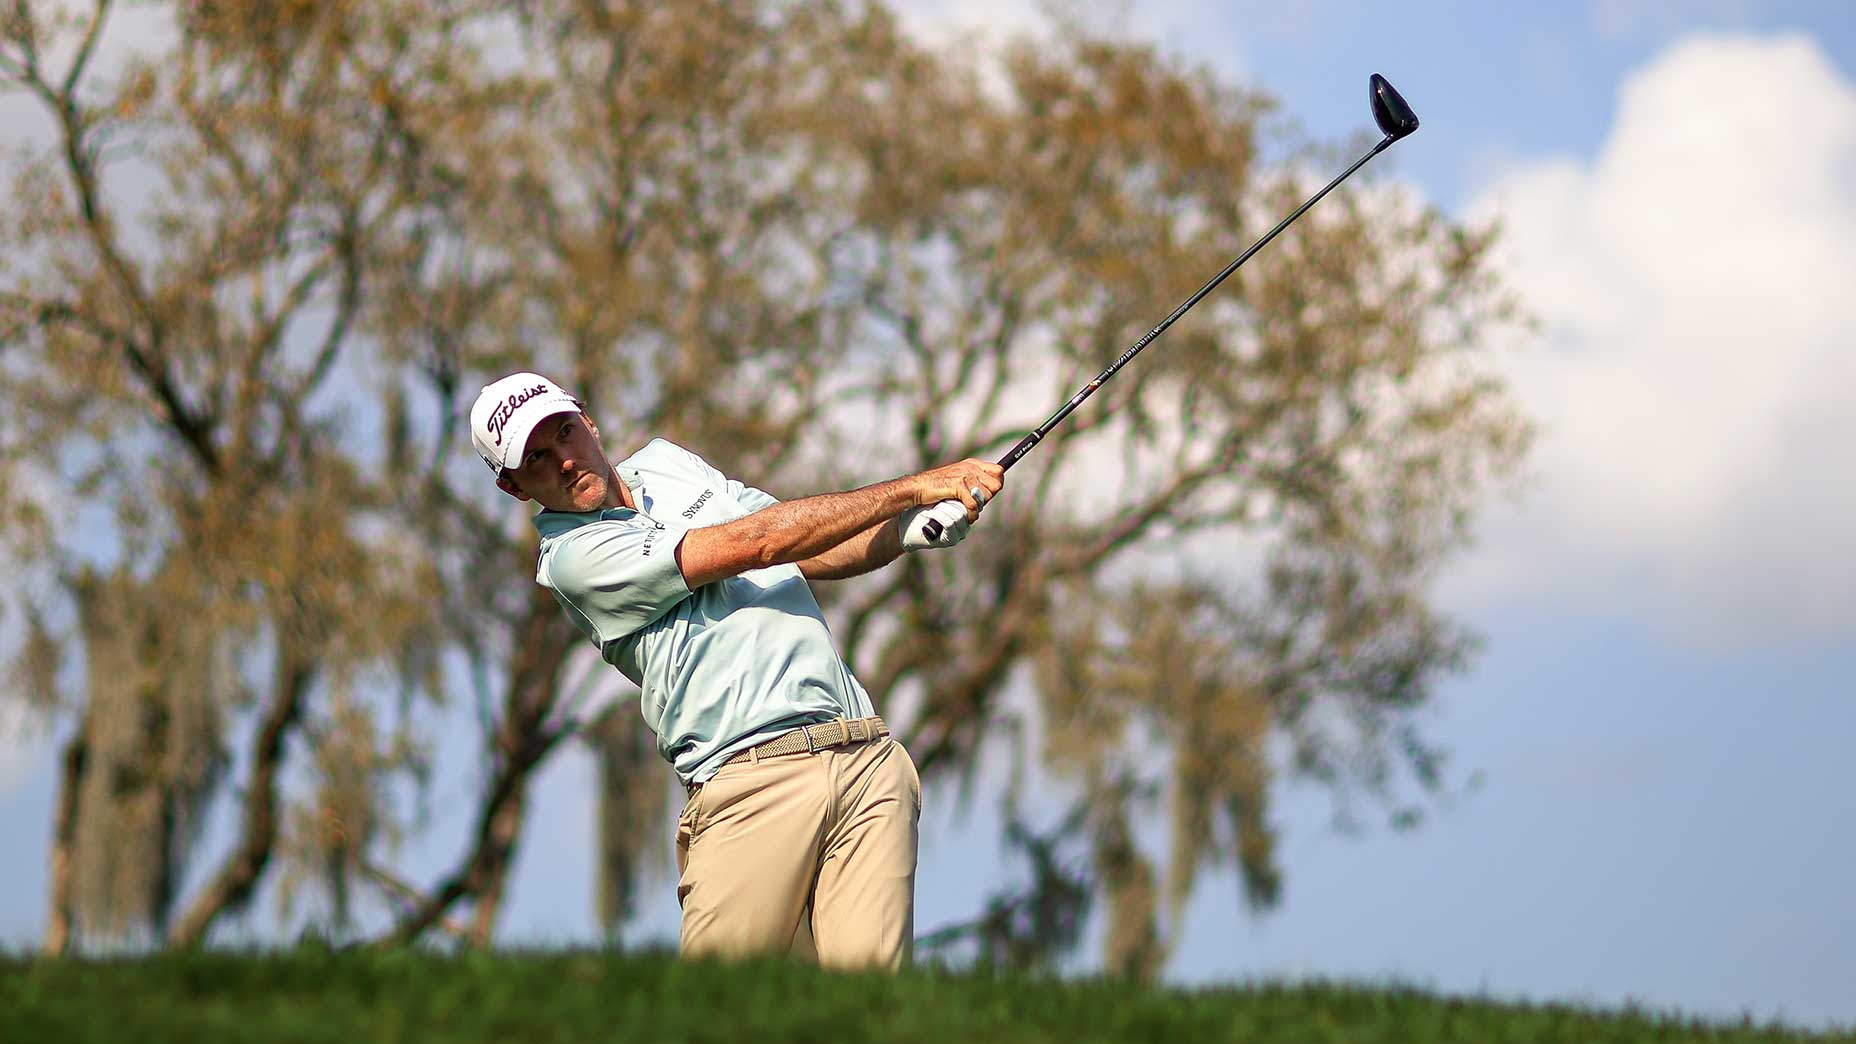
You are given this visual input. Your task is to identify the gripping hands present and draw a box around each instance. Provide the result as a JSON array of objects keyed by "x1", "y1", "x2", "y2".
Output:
[
  {"x1": 899, "y1": 458, "x2": 1004, "y2": 551},
  {"x1": 899, "y1": 499, "x2": 973, "y2": 550}
]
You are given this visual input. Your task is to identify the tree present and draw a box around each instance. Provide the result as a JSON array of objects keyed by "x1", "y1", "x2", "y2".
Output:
[
  {"x1": 0, "y1": 0, "x2": 1528, "y2": 970},
  {"x1": 0, "y1": 0, "x2": 470, "y2": 949}
]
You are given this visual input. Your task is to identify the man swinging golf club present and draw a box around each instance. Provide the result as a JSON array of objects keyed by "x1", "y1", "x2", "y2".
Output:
[
  {"x1": 470, "y1": 372, "x2": 1002, "y2": 970},
  {"x1": 466, "y1": 71, "x2": 1415, "y2": 968}
]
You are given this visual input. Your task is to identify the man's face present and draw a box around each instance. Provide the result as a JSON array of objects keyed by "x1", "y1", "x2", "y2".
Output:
[{"x1": 496, "y1": 411, "x2": 614, "y2": 512}]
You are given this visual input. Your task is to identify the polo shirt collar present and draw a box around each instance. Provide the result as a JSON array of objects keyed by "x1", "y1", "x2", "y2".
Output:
[
  {"x1": 533, "y1": 504, "x2": 640, "y2": 540},
  {"x1": 615, "y1": 461, "x2": 651, "y2": 512}
]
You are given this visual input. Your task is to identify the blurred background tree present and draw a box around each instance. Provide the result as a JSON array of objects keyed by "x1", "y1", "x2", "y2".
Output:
[
  {"x1": 0, "y1": 0, "x2": 462, "y2": 950},
  {"x1": 0, "y1": 0, "x2": 1527, "y2": 973}
]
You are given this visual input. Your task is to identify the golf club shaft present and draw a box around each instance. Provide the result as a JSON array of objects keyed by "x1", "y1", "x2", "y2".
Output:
[
  {"x1": 917, "y1": 73, "x2": 1416, "y2": 542},
  {"x1": 997, "y1": 133, "x2": 1395, "y2": 473}
]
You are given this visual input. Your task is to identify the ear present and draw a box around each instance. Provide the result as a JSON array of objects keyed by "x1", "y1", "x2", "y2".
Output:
[
  {"x1": 582, "y1": 412, "x2": 599, "y2": 440},
  {"x1": 495, "y1": 472, "x2": 531, "y2": 502}
]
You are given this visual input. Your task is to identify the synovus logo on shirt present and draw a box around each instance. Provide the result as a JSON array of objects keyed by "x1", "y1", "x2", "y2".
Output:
[{"x1": 682, "y1": 489, "x2": 714, "y2": 519}]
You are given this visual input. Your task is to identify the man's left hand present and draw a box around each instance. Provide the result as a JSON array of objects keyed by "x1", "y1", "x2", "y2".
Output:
[{"x1": 898, "y1": 500, "x2": 972, "y2": 551}]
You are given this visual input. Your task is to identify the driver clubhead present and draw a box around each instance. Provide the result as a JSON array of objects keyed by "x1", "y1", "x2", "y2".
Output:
[{"x1": 1370, "y1": 73, "x2": 1419, "y2": 140}]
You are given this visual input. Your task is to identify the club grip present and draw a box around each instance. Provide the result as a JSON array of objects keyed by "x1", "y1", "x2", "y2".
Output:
[{"x1": 915, "y1": 496, "x2": 975, "y2": 545}]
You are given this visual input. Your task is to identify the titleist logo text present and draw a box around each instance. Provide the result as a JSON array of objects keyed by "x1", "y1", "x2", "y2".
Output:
[{"x1": 489, "y1": 384, "x2": 550, "y2": 446}]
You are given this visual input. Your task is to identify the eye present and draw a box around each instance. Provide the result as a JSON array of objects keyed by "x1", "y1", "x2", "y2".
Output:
[{"x1": 558, "y1": 421, "x2": 575, "y2": 440}]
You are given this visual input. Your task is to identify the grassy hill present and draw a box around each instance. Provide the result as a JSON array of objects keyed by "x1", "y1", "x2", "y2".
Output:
[{"x1": 1, "y1": 947, "x2": 1845, "y2": 1043}]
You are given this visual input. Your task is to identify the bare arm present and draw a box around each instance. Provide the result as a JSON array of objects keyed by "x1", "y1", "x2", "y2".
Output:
[
  {"x1": 676, "y1": 458, "x2": 1001, "y2": 589},
  {"x1": 797, "y1": 518, "x2": 905, "y2": 581}
]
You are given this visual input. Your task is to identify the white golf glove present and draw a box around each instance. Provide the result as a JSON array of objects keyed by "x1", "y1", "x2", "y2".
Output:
[{"x1": 899, "y1": 499, "x2": 973, "y2": 551}]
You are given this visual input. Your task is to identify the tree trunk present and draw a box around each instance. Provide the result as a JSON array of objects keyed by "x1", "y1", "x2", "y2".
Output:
[
  {"x1": 43, "y1": 728, "x2": 89, "y2": 955},
  {"x1": 464, "y1": 784, "x2": 528, "y2": 947}
]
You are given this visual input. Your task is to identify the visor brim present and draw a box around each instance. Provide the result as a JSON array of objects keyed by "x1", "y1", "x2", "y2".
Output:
[{"x1": 490, "y1": 395, "x2": 583, "y2": 472}]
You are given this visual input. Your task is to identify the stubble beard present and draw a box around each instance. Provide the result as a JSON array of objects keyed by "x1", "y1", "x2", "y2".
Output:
[{"x1": 565, "y1": 468, "x2": 609, "y2": 512}]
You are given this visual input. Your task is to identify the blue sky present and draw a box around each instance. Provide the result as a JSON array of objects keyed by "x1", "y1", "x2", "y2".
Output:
[{"x1": 4, "y1": 0, "x2": 1855, "y2": 1032}]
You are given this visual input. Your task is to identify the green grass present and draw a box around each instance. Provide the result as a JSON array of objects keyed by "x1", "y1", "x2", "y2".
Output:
[{"x1": 0, "y1": 947, "x2": 1846, "y2": 1043}]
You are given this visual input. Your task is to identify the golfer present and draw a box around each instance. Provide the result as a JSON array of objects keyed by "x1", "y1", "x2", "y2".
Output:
[{"x1": 470, "y1": 372, "x2": 1002, "y2": 969}]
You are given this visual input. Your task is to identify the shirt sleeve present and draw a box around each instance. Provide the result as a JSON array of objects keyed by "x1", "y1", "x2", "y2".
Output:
[
  {"x1": 655, "y1": 438, "x2": 780, "y2": 512},
  {"x1": 728, "y1": 478, "x2": 780, "y2": 512},
  {"x1": 540, "y1": 518, "x2": 692, "y2": 641}
]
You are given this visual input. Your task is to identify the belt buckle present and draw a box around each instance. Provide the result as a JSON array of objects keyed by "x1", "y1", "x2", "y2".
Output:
[{"x1": 806, "y1": 719, "x2": 854, "y2": 753}]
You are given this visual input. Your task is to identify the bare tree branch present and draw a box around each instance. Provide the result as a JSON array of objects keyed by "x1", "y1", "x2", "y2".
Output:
[
  {"x1": 297, "y1": 221, "x2": 364, "y2": 396},
  {"x1": 373, "y1": 589, "x2": 576, "y2": 947},
  {"x1": 361, "y1": 862, "x2": 469, "y2": 941},
  {"x1": 12, "y1": 35, "x2": 226, "y2": 475},
  {"x1": 167, "y1": 653, "x2": 314, "y2": 947},
  {"x1": 61, "y1": 0, "x2": 109, "y2": 97}
]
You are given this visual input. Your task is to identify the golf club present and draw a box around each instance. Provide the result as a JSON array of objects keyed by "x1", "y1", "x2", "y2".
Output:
[{"x1": 920, "y1": 73, "x2": 1419, "y2": 541}]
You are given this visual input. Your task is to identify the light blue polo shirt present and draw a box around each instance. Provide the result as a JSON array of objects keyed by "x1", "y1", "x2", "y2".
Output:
[{"x1": 534, "y1": 438, "x2": 875, "y2": 785}]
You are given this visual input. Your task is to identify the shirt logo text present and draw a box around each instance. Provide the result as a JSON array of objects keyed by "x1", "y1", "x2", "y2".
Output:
[{"x1": 640, "y1": 521, "x2": 665, "y2": 556}]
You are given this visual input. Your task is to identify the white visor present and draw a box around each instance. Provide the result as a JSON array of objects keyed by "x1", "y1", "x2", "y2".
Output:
[{"x1": 469, "y1": 372, "x2": 584, "y2": 473}]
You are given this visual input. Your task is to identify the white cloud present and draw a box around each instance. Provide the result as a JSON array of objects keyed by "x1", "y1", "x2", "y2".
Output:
[
  {"x1": 890, "y1": 0, "x2": 1056, "y2": 51},
  {"x1": 1455, "y1": 34, "x2": 1856, "y2": 646},
  {"x1": 892, "y1": 0, "x2": 1259, "y2": 82},
  {"x1": 1588, "y1": 0, "x2": 1758, "y2": 42}
]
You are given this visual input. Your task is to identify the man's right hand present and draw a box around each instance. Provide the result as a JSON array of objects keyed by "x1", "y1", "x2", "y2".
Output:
[{"x1": 911, "y1": 458, "x2": 1005, "y2": 522}]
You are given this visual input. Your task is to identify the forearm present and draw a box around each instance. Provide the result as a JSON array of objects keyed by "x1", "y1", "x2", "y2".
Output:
[
  {"x1": 676, "y1": 456, "x2": 1002, "y2": 590},
  {"x1": 702, "y1": 479, "x2": 917, "y2": 573},
  {"x1": 798, "y1": 517, "x2": 905, "y2": 580}
]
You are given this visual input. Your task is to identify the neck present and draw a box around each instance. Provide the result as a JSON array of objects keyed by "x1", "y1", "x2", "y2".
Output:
[{"x1": 595, "y1": 444, "x2": 630, "y2": 510}]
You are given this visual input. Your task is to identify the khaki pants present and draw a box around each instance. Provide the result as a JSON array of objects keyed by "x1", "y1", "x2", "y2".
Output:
[{"x1": 675, "y1": 735, "x2": 921, "y2": 970}]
